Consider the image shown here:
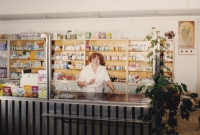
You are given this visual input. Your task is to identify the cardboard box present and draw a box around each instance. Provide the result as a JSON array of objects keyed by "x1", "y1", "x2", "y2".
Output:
[{"x1": 24, "y1": 85, "x2": 32, "y2": 97}]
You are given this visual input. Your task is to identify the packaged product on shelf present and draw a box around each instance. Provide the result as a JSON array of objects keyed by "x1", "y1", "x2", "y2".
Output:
[
  {"x1": 67, "y1": 30, "x2": 71, "y2": 39},
  {"x1": 2, "y1": 86, "x2": 12, "y2": 96},
  {"x1": 38, "y1": 70, "x2": 47, "y2": 84},
  {"x1": 85, "y1": 32, "x2": 91, "y2": 39},
  {"x1": 32, "y1": 86, "x2": 38, "y2": 98},
  {"x1": 0, "y1": 34, "x2": 4, "y2": 39},
  {"x1": 11, "y1": 87, "x2": 24, "y2": 97},
  {"x1": 24, "y1": 85, "x2": 32, "y2": 97},
  {"x1": 38, "y1": 84, "x2": 46, "y2": 98},
  {"x1": 0, "y1": 84, "x2": 3, "y2": 96},
  {"x1": 53, "y1": 33, "x2": 58, "y2": 40},
  {"x1": 71, "y1": 34, "x2": 77, "y2": 39},
  {"x1": 107, "y1": 32, "x2": 112, "y2": 39},
  {"x1": 99, "y1": 32, "x2": 106, "y2": 39},
  {"x1": 77, "y1": 32, "x2": 84, "y2": 39}
]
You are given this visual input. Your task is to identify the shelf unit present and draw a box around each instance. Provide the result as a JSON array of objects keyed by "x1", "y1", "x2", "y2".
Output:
[
  {"x1": 50, "y1": 39, "x2": 85, "y2": 82},
  {"x1": 9, "y1": 39, "x2": 46, "y2": 80},
  {"x1": 0, "y1": 37, "x2": 174, "y2": 96},
  {"x1": 0, "y1": 39, "x2": 8, "y2": 80},
  {"x1": 163, "y1": 39, "x2": 174, "y2": 79},
  {"x1": 127, "y1": 40, "x2": 153, "y2": 86},
  {"x1": 50, "y1": 39, "x2": 170, "y2": 94},
  {"x1": 86, "y1": 39, "x2": 127, "y2": 81}
]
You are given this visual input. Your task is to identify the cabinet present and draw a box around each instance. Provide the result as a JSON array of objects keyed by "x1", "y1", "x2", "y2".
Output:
[
  {"x1": 163, "y1": 39, "x2": 174, "y2": 80},
  {"x1": 50, "y1": 39, "x2": 85, "y2": 92},
  {"x1": 0, "y1": 39, "x2": 8, "y2": 79},
  {"x1": 86, "y1": 39, "x2": 127, "y2": 81},
  {"x1": 48, "y1": 38, "x2": 174, "y2": 95},
  {"x1": 127, "y1": 40, "x2": 153, "y2": 84},
  {"x1": 9, "y1": 39, "x2": 46, "y2": 80},
  {"x1": 0, "y1": 37, "x2": 175, "y2": 98},
  {"x1": 85, "y1": 39, "x2": 127, "y2": 92}
]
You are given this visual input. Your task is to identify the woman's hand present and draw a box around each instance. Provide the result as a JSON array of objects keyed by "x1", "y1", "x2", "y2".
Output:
[
  {"x1": 113, "y1": 90, "x2": 125, "y2": 95},
  {"x1": 89, "y1": 79, "x2": 95, "y2": 85}
]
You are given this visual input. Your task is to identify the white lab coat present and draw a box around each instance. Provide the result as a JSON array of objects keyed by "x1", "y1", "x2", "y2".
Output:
[{"x1": 78, "y1": 63, "x2": 110, "y2": 93}]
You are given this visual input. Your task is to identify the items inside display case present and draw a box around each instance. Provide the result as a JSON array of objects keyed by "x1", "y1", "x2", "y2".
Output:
[{"x1": 0, "y1": 32, "x2": 174, "y2": 101}]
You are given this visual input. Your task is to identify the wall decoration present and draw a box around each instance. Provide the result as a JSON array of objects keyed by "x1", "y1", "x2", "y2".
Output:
[{"x1": 178, "y1": 21, "x2": 195, "y2": 48}]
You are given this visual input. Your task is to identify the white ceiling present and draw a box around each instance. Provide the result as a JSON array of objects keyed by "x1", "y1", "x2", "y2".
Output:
[{"x1": 0, "y1": 9, "x2": 200, "y2": 21}]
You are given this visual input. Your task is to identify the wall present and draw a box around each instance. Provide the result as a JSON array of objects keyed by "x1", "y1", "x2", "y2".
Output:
[
  {"x1": 0, "y1": 0, "x2": 200, "y2": 95},
  {"x1": 0, "y1": 0, "x2": 200, "y2": 14}
]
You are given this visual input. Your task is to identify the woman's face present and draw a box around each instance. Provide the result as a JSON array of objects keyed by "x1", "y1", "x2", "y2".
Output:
[{"x1": 91, "y1": 55, "x2": 100, "y2": 66}]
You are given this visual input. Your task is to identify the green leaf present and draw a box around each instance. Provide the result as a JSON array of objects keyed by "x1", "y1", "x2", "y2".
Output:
[
  {"x1": 181, "y1": 83, "x2": 187, "y2": 92},
  {"x1": 168, "y1": 117, "x2": 177, "y2": 128}
]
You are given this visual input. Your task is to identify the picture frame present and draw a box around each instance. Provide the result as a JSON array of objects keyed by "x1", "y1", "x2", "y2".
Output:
[{"x1": 178, "y1": 21, "x2": 195, "y2": 48}]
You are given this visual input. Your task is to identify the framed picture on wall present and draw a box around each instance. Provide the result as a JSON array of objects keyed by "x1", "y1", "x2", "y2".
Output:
[{"x1": 178, "y1": 21, "x2": 195, "y2": 48}]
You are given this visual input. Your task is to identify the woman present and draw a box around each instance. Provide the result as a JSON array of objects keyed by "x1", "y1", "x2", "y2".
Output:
[{"x1": 77, "y1": 52, "x2": 124, "y2": 95}]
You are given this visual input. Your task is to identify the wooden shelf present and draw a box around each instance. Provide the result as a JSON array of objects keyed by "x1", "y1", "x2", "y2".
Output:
[
  {"x1": 10, "y1": 39, "x2": 44, "y2": 41},
  {"x1": 52, "y1": 50, "x2": 84, "y2": 52},
  {"x1": 87, "y1": 50, "x2": 126, "y2": 52},
  {"x1": 104, "y1": 60, "x2": 126, "y2": 62},
  {"x1": 128, "y1": 60, "x2": 149, "y2": 62},
  {"x1": 128, "y1": 70, "x2": 153, "y2": 72},
  {"x1": 52, "y1": 68, "x2": 82, "y2": 70},
  {"x1": 10, "y1": 59, "x2": 44, "y2": 60},
  {"x1": 107, "y1": 70, "x2": 126, "y2": 72},
  {"x1": 10, "y1": 67, "x2": 44, "y2": 69},
  {"x1": 0, "y1": 77, "x2": 8, "y2": 79},
  {"x1": 52, "y1": 59, "x2": 84, "y2": 61},
  {"x1": 10, "y1": 50, "x2": 44, "y2": 51},
  {"x1": 164, "y1": 61, "x2": 173, "y2": 63},
  {"x1": 86, "y1": 39, "x2": 127, "y2": 41},
  {"x1": 129, "y1": 50, "x2": 148, "y2": 52},
  {"x1": 51, "y1": 39, "x2": 84, "y2": 41},
  {"x1": 52, "y1": 80, "x2": 77, "y2": 83}
]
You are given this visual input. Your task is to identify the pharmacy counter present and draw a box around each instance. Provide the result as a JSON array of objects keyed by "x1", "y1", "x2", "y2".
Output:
[{"x1": 50, "y1": 91, "x2": 150, "y2": 106}]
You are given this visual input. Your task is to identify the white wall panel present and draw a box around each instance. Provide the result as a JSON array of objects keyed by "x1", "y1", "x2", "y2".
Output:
[{"x1": 0, "y1": 0, "x2": 198, "y2": 15}]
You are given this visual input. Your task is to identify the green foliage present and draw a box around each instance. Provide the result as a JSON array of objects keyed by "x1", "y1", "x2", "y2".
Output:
[
  {"x1": 136, "y1": 73, "x2": 198, "y2": 134},
  {"x1": 136, "y1": 27, "x2": 198, "y2": 135}
]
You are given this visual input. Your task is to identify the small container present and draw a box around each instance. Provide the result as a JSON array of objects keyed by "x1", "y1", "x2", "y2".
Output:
[
  {"x1": 71, "y1": 34, "x2": 77, "y2": 39},
  {"x1": 104, "y1": 56, "x2": 107, "y2": 60},
  {"x1": 67, "y1": 30, "x2": 71, "y2": 39},
  {"x1": 85, "y1": 32, "x2": 91, "y2": 39},
  {"x1": 107, "y1": 32, "x2": 112, "y2": 39},
  {"x1": 116, "y1": 66, "x2": 120, "y2": 70}
]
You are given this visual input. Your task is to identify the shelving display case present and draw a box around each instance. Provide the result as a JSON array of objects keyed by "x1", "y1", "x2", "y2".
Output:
[
  {"x1": 9, "y1": 39, "x2": 46, "y2": 80},
  {"x1": 86, "y1": 40, "x2": 127, "y2": 79},
  {"x1": 85, "y1": 39, "x2": 128, "y2": 92},
  {"x1": 50, "y1": 39, "x2": 85, "y2": 92},
  {"x1": 0, "y1": 39, "x2": 8, "y2": 80},
  {"x1": 127, "y1": 40, "x2": 153, "y2": 83},
  {"x1": 163, "y1": 39, "x2": 174, "y2": 80},
  {"x1": 0, "y1": 36, "x2": 175, "y2": 99}
]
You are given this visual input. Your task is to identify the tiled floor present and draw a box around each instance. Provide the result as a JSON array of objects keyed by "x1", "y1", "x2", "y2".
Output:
[{"x1": 178, "y1": 111, "x2": 200, "y2": 135}]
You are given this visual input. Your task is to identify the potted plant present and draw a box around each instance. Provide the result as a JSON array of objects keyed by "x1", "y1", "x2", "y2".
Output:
[
  {"x1": 164, "y1": 31, "x2": 175, "y2": 39},
  {"x1": 136, "y1": 27, "x2": 198, "y2": 135}
]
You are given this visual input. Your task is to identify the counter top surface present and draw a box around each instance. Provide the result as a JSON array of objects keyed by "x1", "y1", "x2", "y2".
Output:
[{"x1": 52, "y1": 92, "x2": 150, "y2": 105}]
